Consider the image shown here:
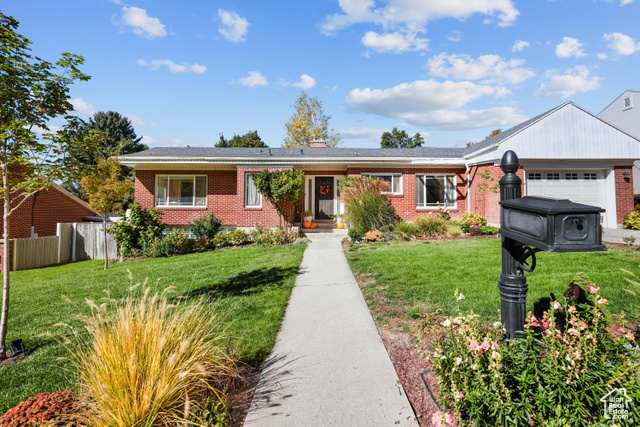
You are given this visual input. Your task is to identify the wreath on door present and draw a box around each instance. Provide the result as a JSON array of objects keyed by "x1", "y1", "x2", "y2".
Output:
[{"x1": 319, "y1": 185, "x2": 330, "y2": 195}]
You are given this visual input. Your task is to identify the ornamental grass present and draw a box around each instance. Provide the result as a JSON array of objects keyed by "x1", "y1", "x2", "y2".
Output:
[
  {"x1": 58, "y1": 280, "x2": 237, "y2": 426},
  {"x1": 341, "y1": 178, "x2": 397, "y2": 235}
]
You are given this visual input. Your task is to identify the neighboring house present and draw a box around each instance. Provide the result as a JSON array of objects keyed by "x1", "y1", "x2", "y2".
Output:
[
  {"x1": 597, "y1": 90, "x2": 640, "y2": 198},
  {"x1": 121, "y1": 102, "x2": 640, "y2": 231},
  {"x1": 0, "y1": 183, "x2": 98, "y2": 271}
]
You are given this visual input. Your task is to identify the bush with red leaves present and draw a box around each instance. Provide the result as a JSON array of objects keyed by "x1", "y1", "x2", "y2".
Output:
[{"x1": 0, "y1": 391, "x2": 78, "y2": 427}]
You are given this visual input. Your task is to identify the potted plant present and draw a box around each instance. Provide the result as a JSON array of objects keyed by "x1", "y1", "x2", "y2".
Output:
[
  {"x1": 334, "y1": 213, "x2": 344, "y2": 224},
  {"x1": 303, "y1": 210, "x2": 313, "y2": 223}
]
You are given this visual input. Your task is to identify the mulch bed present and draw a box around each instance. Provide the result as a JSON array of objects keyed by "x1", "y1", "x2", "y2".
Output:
[{"x1": 0, "y1": 351, "x2": 29, "y2": 369}]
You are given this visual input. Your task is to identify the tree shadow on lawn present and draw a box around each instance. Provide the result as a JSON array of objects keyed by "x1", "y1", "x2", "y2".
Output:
[{"x1": 183, "y1": 266, "x2": 299, "y2": 299}]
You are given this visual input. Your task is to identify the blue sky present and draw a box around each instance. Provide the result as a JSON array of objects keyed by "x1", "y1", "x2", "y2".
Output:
[{"x1": 4, "y1": 0, "x2": 640, "y2": 148}]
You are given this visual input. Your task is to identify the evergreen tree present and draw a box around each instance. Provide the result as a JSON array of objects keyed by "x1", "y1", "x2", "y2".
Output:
[
  {"x1": 216, "y1": 130, "x2": 267, "y2": 147},
  {"x1": 380, "y1": 128, "x2": 424, "y2": 149}
]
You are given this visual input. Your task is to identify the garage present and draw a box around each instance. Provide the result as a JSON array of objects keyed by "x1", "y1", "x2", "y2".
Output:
[{"x1": 526, "y1": 170, "x2": 608, "y2": 225}]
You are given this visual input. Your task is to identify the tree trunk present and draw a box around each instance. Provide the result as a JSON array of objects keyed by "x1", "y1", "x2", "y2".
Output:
[
  {"x1": 0, "y1": 171, "x2": 11, "y2": 360},
  {"x1": 103, "y1": 216, "x2": 108, "y2": 270}
]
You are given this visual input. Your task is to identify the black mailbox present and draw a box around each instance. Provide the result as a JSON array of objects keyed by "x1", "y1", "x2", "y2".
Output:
[{"x1": 500, "y1": 196, "x2": 606, "y2": 253}]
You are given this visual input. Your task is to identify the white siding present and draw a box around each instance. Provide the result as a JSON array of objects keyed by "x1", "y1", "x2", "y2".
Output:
[{"x1": 471, "y1": 103, "x2": 640, "y2": 164}]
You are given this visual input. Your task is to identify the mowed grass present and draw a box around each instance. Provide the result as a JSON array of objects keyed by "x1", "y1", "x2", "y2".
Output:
[
  {"x1": 0, "y1": 244, "x2": 306, "y2": 413},
  {"x1": 346, "y1": 239, "x2": 640, "y2": 323}
]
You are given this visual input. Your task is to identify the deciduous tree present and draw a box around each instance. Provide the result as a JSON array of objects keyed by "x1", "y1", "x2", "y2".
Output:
[
  {"x1": 380, "y1": 128, "x2": 424, "y2": 149},
  {"x1": 253, "y1": 170, "x2": 305, "y2": 229},
  {"x1": 0, "y1": 13, "x2": 90, "y2": 359},
  {"x1": 81, "y1": 156, "x2": 133, "y2": 270},
  {"x1": 283, "y1": 92, "x2": 340, "y2": 148},
  {"x1": 216, "y1": 130, "x2": 267, "y2": 148}
]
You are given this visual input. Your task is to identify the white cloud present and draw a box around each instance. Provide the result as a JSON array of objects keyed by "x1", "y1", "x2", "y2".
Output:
[
  {"x1": 117, "y1": 6, "x2": 166, "y2": 39},
  {"x1": 345, "y1": 79, "x2": 525, "y2": 130},
  {"x1": 597, "y1": 52, "x2": 608, "y2": 60},
  {"x1": 512, "y1": 40, "x2": 530, "y2": 52},
  {"x1": 126, "y1": 114, "x2": 157, "y2": 127},
  {"x1": 137, "y1": 59, "x2": 206, "y2": 74},
  {"x1": 362, "y1": 31, "x2": 429, "y2": 53},
  {"x1": 555, "y1": 37, "x2": 586, "y2": 58},
  {"x1": 603, "y1": 32, "x2": 640, "y2": 56},
  {"x1": 218, "y1": 9, "x2": 250, "y2": 42},
  {"x1": 447, "y1": 30, "x2": 461, "y2": 43},
  {"x1": 237, "y1": 71, "x2": 268, "y2": 87},
  {"x1": 279, "y1": 74, "x2": 317, "y2": 89},
  {"x1": 533, "y1": 66, "x2": 602, "y2": 98},
  {"x1": 321, "y1": 0, "x2": 519, "y2": 35},
  {"x1": 33, "y1": 125, "x2": 62, "y2": 135},
  {"x1": 70, "y1": 98, "x2": 95, "y2": 117},
  {"x1": 620, "y1": 0, "x2": 634, "y2": 5},
  {"x1": 426, "y1": 53, "x2": 535, "y2": 85},
  {"x1": 337, "y1": 127, "x2": 392, "y2": 140}
]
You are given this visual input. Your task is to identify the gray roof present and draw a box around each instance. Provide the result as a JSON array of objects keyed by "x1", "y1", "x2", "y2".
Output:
[{"x1": 120, "y1": 146, "x2": 468, "y2": 159}]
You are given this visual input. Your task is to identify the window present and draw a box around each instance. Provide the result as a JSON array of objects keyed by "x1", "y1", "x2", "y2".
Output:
[
  {"x1": 623, "y1": 96, "x2": 632, "y2": 110},
  {"x1": 546, "y1": 173, "x2": 560, "y2": 180},
  {"x1": 362, "y1": 173, "x2": 402, "y2": 194},
  {"x1": 415, "y1": 175, "x2": 456, "y2": 208},
  {"x1": 156, "y1": 175, "x2": 206, "y2": 207},
  {"x1": 244, "y1": 172, "x2": 261, "y2": 208},
  {"x1": 565, "y1": 173, "x2": 578, "y2": 180},
  {"x1": 528, "y1": 173, "x2": 541, "y2": 181},
  {"x1": 584, "y1": 173, "x2": 597, "y2": 180}
]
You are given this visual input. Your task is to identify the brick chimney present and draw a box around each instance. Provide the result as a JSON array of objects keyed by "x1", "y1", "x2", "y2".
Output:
[{"x1": 310, "y1": 139, "x2": 326, "y2": 148}]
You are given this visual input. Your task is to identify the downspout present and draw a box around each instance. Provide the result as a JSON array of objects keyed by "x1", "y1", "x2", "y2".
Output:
[
  {"x1": 30, "y1": 191, "x2": 39, "y2": 237},
  {"x1": 465, "y1": 163, "x2": 471, "y2": 214}
]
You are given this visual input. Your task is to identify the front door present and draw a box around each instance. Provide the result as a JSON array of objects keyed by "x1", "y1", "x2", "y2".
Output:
[{"x1": 315, "y1": 177, "x2": 334, "y2": 219}]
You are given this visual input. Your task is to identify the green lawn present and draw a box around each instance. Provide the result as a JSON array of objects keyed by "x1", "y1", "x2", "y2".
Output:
[
  {"x1": 0, "y1": 244, "x2": 306, "y2": 413},
  {"x1": 345, "y1": 238, "x2": 640, "y2": 323}
]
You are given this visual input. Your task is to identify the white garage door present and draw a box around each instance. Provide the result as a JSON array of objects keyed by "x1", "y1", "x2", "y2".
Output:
[{"x1": 526, "y1": 170, "x2": 606, "y2": 224}]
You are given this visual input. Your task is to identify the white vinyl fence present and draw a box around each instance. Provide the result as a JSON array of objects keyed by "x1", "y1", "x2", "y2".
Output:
[{"x1": 11, "y1": 222, "x2": 118, "y2": 271}]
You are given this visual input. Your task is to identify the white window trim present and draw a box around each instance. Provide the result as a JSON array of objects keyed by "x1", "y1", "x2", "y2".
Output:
[
  {"x1": 155, "y1": 175, "x2": 207, "y2": 208},
  {"x1": 415, "y1": 174, "x2": 457, "y2": 209},
  {"x1": 362, "y1": 173, "x2": 403, "y2": 194},
  {"x1": 244, "y1": 172, "x2": 262, "y2": 208}
]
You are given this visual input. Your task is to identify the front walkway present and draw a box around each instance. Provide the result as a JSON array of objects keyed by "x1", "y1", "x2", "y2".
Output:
[
  {"x1": 244, "y1": 233, "x2": 418, "y2": 426},
  {"x1": 602, "y1": 228, "x2": 640, "y2": 244}
]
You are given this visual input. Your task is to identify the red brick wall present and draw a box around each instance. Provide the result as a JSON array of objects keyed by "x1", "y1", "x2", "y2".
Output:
[
  {"x1": 346, "y1": 167, "x2": 467, "y2": 220},
  {"x1": 0, "y1": 188, "x2": 95, "y2": 240},
  {"x1": 614, "y1": 166, "x2": 634, "y2": 225},
  {"x1": 135, "y1": 168, "x2": 290, "y2": 228},
  {"x1": 468, "y1": 164, "x2": 524, "y2": 225}
]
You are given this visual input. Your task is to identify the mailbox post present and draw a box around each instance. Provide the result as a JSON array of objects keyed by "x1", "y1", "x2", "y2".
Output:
[{"x1": 497, "y1": 150, "x2": 606, "y2": 338}]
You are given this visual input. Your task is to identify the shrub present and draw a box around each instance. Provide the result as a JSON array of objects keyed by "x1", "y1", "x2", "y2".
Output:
[
  {"x1": 212, "y1": 229, "x2": 251, "y2": 248},
  {"x1": 251, "y1": 225, "x2": 298, "y2": 246},
  {"x1": 624, "y1": 207, "x2": 640, "y2": 230},
  {"x1": 0, "y1": 391, "x2": 78, "y2": 427},
  {"x1": 479, "y1": 225, "x2": 498, "y2": 235},
  {"x1": 60, "y1": 286, "x2": 237, "y2": 427},
  {"x1": 145, "y1": 229, "x2": 195, "y2": 258},
  {"x1": 364, "y1": 230, "x2": 383, "y2": 242},
  {"x1": 109, "y1": 203, "x2": 164, "y2": 256},
  {"x1": 447, "y1": 225, "x2": 463, "y2": 237},
  {"x1": 468, "y1": 225, "x2": 482, "y2": 236},
  {"x1": 426, "y1": 282, "x2": 640, "y2": 426},
  {"x1": 415, "y1": 214, "x2": 447, "y2": 237},
  {"x1": 341, "y1": 177, "x2": 397, "y2": 236},
  {"x1": 460, "y1": 212, "x2": 487, "y2": 233},
  {"x1": 189, "y1": 213, "x2": 222, "y2": 239},
  {"x1": 437, "y1": 205, "x2": 451, "y2": 221},
  {"x1": 348, "y1": 228, "x2": 364, "y2": 242},
  {"x1": 394, "y1": 221, "x2": 419, "y2": 240}
]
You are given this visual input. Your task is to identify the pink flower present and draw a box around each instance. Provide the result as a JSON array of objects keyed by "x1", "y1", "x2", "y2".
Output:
[
  {"x1": 567, "y1": 328, "x2": 578, "y2": 336},
  {"x1": 626, "y1": 332, "x2": 636, "y2": 341},
  {"x1": 568, "y1": 306, "x2": 577, "y2": 314},
  {"x1": 618, "y1": 327, "x2": 626, "y2": 334},
  {"x1": 432, "y1": 411, "x2": 455, "y2": 427},
  {"x1": 491, "y1": 341, "x2": 500, "y2": 350},
  {"x1": 552, "y1": 301, "x2": 561, "y2": 310},
  {"x1": 458, "y1": 293, "x2": 466, "y2": 300},
  {"x1": 587, "y1": 284, "x2": 600, "y2": 295},
  {"x1": 463, "y1": 324, "x2": 470, "y2": 332},
  {"x1": 530, "y1": 314, "x2": 540, "y2": 327},
  {"x1": 455, "y1": 391, "x2": 464, "y2": 400},
  {"x1": 579, "y1": 321, "x2": 588, "y2": 330},
  {"x1": 542, "y1": 320, "x2": 550, "y2": 328},
  {"x1": 481, "y1": 340, "x2": 490, "y2": 351},
  {"x1": 598, "y1": 298, "x2": 608, "y2": 305},
  {"x1": 491, "y1": 350, "x2": 501, "y2": 360},
  {"x1": 469, "y1": 340, "x2": 479, "y2": 351}
]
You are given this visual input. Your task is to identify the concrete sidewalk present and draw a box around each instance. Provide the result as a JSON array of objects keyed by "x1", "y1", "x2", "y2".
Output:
[
  {"x1": 602, "y1": 228, "x2": 640, "y2": 244},
  {"x1": 244, "y1": 233, "x2": 418, "y2": 426}
]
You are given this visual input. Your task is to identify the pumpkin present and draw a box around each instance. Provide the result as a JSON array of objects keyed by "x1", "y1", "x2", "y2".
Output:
[
  {"x1": 303, "y1": 221, "x2": 311, "y2": 228},
  {"x1": 311, "y1": 223, "x2": 317, "y2": 229},
  {"x1": 336, "y1": 222, "x2": 345, "y2": 229}
]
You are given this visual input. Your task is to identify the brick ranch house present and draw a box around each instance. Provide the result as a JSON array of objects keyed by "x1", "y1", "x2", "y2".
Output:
[
  {"x1": 0, "y1": 183, "x2": 97, "y2": 271},
  {"x1": 121, "y1": 102, "x2": 640, "y2": 231}
]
